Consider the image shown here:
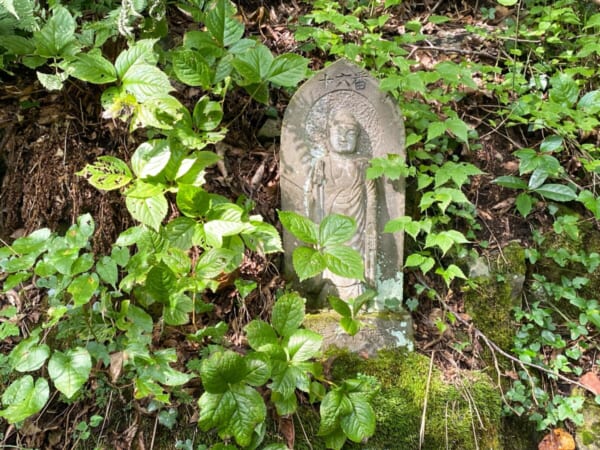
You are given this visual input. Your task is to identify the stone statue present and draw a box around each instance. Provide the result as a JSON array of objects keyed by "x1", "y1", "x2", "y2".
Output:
[
  {"x1": 281, "y1": 59, "x2": 406, "y2": 310},
  {"x1": 305, "y1": 109, "x2": 377, "y2": 299}
]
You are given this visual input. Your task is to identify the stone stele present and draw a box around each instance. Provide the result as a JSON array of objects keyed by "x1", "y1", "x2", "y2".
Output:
[{"x1": 281, "y1": 59, "x2": 407, "y2": 314}]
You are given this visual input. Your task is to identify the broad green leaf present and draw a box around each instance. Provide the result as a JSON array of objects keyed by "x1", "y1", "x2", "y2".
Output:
[
  {"x1": 424, "y1": 230, "x2": 468, "y2": 256},
  {"x1": 436, "y1": 264, "x2": 467, "y2": 287},
  {"x1": 71, "y1": 253, "x2": 94, "y2": 275},
  {"x1": 176, "y1": 184, "x2": 211, "y2": 217},
  {"x1": 339, "y1": 394, "x2": 376, "y2": 443},
  {"x1": 494, "y1": 176, "x2": 528, "y2": 190},
  {"x1": 48, "y1": 347, "x2": 92, "y2": 399},
  {"x1": 0, "y1": 376, "x2": 49, "y2": 423},
  {"x1": 122, "y1": 64, "x2": 172, "y2": 102},
  {"x1": 549, "y1": 73, "x2": 580, "y2": 108},
  {"x1": 125, "y1": 193, "x2": 168, "y2": 231},
  {"x1": 328, "y1": 296, "x2": 351, "y2": 317},
  {"x1": 270, "y1": 362, "x2": 308, "y2": 397},
  {"x1": 9, "y1": 333, "x2": 50, "y2": 372},
  {"x1": 319, "y1": 389, "x2": 353, "y2": 435},
  {"x1": 404, "y1": 253, "x2": 435, "y2": 274},
  {"x1": 426, "y1": 121, "x2": 446, "y2": 142},
  {"x1": 267, "y1": 54, "x2": 308, "y2": 87},
  {"x1": 136, "y1": 95, "x2": 188, "y2": 130},
  {"x1": 198, "y1": 384, "x2": 265, "y2": 447},
  {"x1": 11, "y1": 228, "x2": 51, "y2": 255},
  {"x1": 340, "y1": 317, "x2": 361, "y2": 336},
  {"x1": 271, "y1": 391, "x2": 298, "y2": 416},
  {"x1": 445, "y1": 118, "x2": 469, "y2": 143},
  {"x1": 68, "y1": 52, "x2": 117, "y2": 84},
  {"x1": 77, "y1": 156, "x2": 133, "y2": 191},
  {"x1": 242, "y1": 221, "x2": 283, "y2": 254},
  {"x1": 193, "y1": 96, "x2": 224, "y2": 131},
  {"x1": 1, "y1": 35, "x2": 36, "y2": 55},
  {"x1": 534, "y1": 184, "x2": 577, "y2": 202},
  {"x1": 245, "y1": 320, "x2": 278, "y2": 351},
  {"x1": 67, "y1": 273, "x2": 99, "y2": 306},
  {"x1": 201, "y1": 350, "x2": 246, "y2": 393},
  {"x1": 172, "y1": 50, "x2": 211, "y2": 88},
  {"x1": 34, "y1": 6, "x2": 77, "y2": 58},
  {"x1": 319, "y1": 214, "x2": 356, "y2": 247},
  {"x1": 434, "y1": 161, "x2": 482, "y2": 188},
  {"x1": 164, "y1": 217, "x2": 196, "y2": 250},
  {"x1": 243, "y1": 353, "x2": 271, "y2": 386},
  {"x1": 540, "y1": 135, "x2": 563, "y2": 153},
  {"x1": 145, "y1": 264, "x2": 176, "y2": 298},
  {"x1": 66, "y1": 214, "x2": 95, "y2": 248},
  {"x1": 577, "y1": 90, "x2": 600, "y2": 114},
  {"x1": 96, "y1": 256, "x2": 118, "y2": 286},
  {"x1": 528, "y1": 168, "x2": 548, "y2": 190},
  {"x1": 0, "y1": 0, "x2": 19, "y2": 18},
  {"x1": 204, "y1": 219, "x2": 250, "y2": 248},
  {"x1": 232, "y1": 44, "x2": 273, "y2": 84},
  {"x1": 115, "y1": 39, "x2": 159, "y2": 79},
  {"x1": 293, "y1": 246, "x2": 326, "y2": 281},
  {"x1": 272, "y1": 292, "x2": 305, "y2": 338},
  {"x1": 131, "y1": 140, "x2": 171, "y2": 179},
  {"x1": 36, "y1": 71, "x2": 66, "y2": 91},
  {"x1": 497, "y1": 0, "x2": 517, "y2": 5},
  {"x1": 516, "y1": 193, "x2": 534, "y2": 218},
  {"x1": 164, "y1": 293, "x2": 193, "y2": 325},
  {"x1": 278, "y1": 210, "x2": 318, "y2": 244},
  {"x1": 195, "y1": 248, "x2": 236, "y2": 279},
  {"x1": 286, "y1": 329, "x2": 322, "y2": 362},
  {"x1": 324, "y1": 246, "x2": 364, "y2": 281},
  {"x1": 205, "y1": 0, "x2": 245, "y2": 47}
]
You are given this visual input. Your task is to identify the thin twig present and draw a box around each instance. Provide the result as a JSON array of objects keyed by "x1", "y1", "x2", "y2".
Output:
[{"x1": 419, "y1": 350, "x2": 435, "y2": 450}]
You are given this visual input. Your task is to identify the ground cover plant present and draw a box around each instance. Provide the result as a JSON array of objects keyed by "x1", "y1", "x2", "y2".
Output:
[{"x1": 2, "y1": 0, "x2": 600, "y2": 448}]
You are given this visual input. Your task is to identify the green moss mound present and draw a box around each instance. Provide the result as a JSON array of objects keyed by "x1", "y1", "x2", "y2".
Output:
[{"x1": 292, "y1": 349, "x2": 502, "y2": 450}]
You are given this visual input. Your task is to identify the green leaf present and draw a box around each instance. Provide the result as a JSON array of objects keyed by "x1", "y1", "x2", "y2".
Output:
[
  {"x1": 445, "y1": 118, "x2": 469, "y2": 143},
  {"x1": 125, "y1": 193, "x2": 168, "y2": 231},
  {"x1": 272, "y1": 292, "x2": 305, "y2": 337},
  {"x1": 319, "y1": 214, "x2": 356, "y2": 247},
  {"x1": 243, "y1": 353, "x2": 271, "y2": 386},
  {"x1": 67, "y1": 273, "x2": 99, "y2": 306},
  {"x1": 34, "y1": 6, "x2": 77, "y2": 58},
  {"x1": 115, "y1": 39, "x2": 159, "y2": 79},
  {"x1": 195, "y1": 248, "x2": 236, "y2": 279},
  {"x1": 494, "y1": 175, "x2": 528, "y2": 190},
  {"x1": 193, "y1": 96, "x2": 224, "y2": 131},
  {"x1": 232, "y1": 44, "x2": 273, "y2": 84},
  {"x1": 534, "y1": 184, "x2": 577, "y2": 202},
  {"x1": 340, "y1": 317, "x2": 361, "y2": 336},
  {"x1": 48, "y1": 347, "x2": 92, "y2": 399},
  {"x1": 293, "y1": 246, "x2": 326, "y2": 281},
  {"x1": 528, "y1": 168, "x2": 548, "y2": 190},
  {"x1": 11, "y1": 228, "x2": 52, "y2": 255},
  {"x1": 287, "y1": 329, "x2": 322, "y2": 362},
  {"x1": 77, "y1": 156, "x2": 133, "y2": 191},
  {"x1": 242, "y1": 221, "x2": 283, "y2": 254},
  {"x1": 516, "y1": 193, "x2": 534, "y2": 218},
  {"x1": 436, "y1": 264, "x2": 467, "y2": 287},
  {"x1": 434, "y1": 161, "x2": 482, "y2": 188},
  {"x1": 204, "y1": 219, "x2": 250, "y2": 248},
  {"x1": 319, "y1": 389, "x2": 353, "y2": 435},
  {"x1": 324, "y1": 246, "x2": 364, "y2": 281},
  {"x1": 328, "y1": 296, "x2": 351, "y2": 318},
  {"x1": 131, "y1": 140, "x2": 171, "y2": 179},
  {"x1": 96, "y1": 256, "x2": 118, "y2": 286},
  {"x1": 245, "y1": 320, "x2": 278, "y2": 351},
  {"x1": 122, "y1": 64, "x2": 172, "y2": 102},
  {"x1": 427, "y1": 121, "x2": 446, "y2": 142},
  {"x1": 0, "y1": 376, "x2": 49, "y2": 423},
  {"x1": 340, "y1": 394, "x2": 376, "y2": 443},
  {"x1": 164, "y1": 217, "x2": 196, "y2": 250},
  {"x1": 424, "y1": 230, "x2": 468, "y2": 256},
  {"x1": 198, "y1": 384, "x2": 265, "y2": 447},
  {"x1": 164, "y1": 293, "x2": 193, "y2": 325},
  {"x1": 36, "y1": 71, "x2": 67, "y2": 91},
  {"x1": 205, "y1": 0, "x2": 245, "y2": 47},
  {"x1": 404, "y1": 253, "x2": 435, "y2": 274},
  {"x1": 549, "y1": 73, "x2": 580, "y2": 108},
  {"x1": 267, "y1": 54, "x2": 308, "y2": 87},
  {"x1": 271, "y1": 391, "x2": 298, "y2": 416},
  {"x1": 201, "y1": 350, "x2": 246, "y2": 393},
  {"x1": 497, "y1": 0, "x2": 517, "y2": 5},
  {"x1": 172, "y1": 50, "x2": 211, "y2": 88},
  {"x1": 68, "y1": 52, "x2": 117, "y2": 84},
  {"x1": 279, "y1": 210, "x2": 318, "y2": 244},
  {"x1": 9, "y1": 333, "x2": 50, "y2": 372},
  {"x1": 540, "y1": 135, "x2": 563, "y2": 153},
  {"x1": 270, "y1": 362, "x2": 309, "y2": 397}
]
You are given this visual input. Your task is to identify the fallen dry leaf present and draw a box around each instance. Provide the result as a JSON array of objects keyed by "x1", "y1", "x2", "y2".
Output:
[
  {"x1": 580, "y1": 371, "x2": 600, "y2": 395},
  {"x1": 538, "y1": 428, "x2": 575, "y2": 450}
]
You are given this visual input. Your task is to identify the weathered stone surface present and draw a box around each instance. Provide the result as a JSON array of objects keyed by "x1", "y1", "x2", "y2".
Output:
[
  {"x1": 304, "y1": 311, "x2": 414, "y2": 356},
  {"x1": 280, "y1": 59, "x2": 406, "y2": 310}
]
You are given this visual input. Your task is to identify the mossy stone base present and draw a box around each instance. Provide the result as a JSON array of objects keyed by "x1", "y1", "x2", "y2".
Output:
[
  {"x1": 304, "y1": 310, "x2": 413, "y2": 356},
  {"x1": 291, "y1": 349, "x2": 504, "y2": 450},
  {"x1": 575, "y1": 400, "x2": 600, "y2": 450}
]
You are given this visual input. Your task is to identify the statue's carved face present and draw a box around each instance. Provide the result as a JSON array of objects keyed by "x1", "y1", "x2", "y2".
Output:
[{"x1": 329, "y1": 122, "x2": 359, "y2": 154}]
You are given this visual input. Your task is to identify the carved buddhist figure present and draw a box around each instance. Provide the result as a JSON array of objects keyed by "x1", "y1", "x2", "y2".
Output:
[
  {"x1": 281, "y1": 59, "x2": 406, "y2": 309},
  {"x1": 304, "y1": 110, "x2": 377, "y2": 298}
]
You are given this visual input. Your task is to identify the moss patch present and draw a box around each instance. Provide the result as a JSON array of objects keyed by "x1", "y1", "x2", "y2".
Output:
[
  {"x1": 292, "y1": 349, "x2": 503, "y2": 450},
  {"x1": 463, "y1": 241, "x2": 526, "y2": 352}
]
